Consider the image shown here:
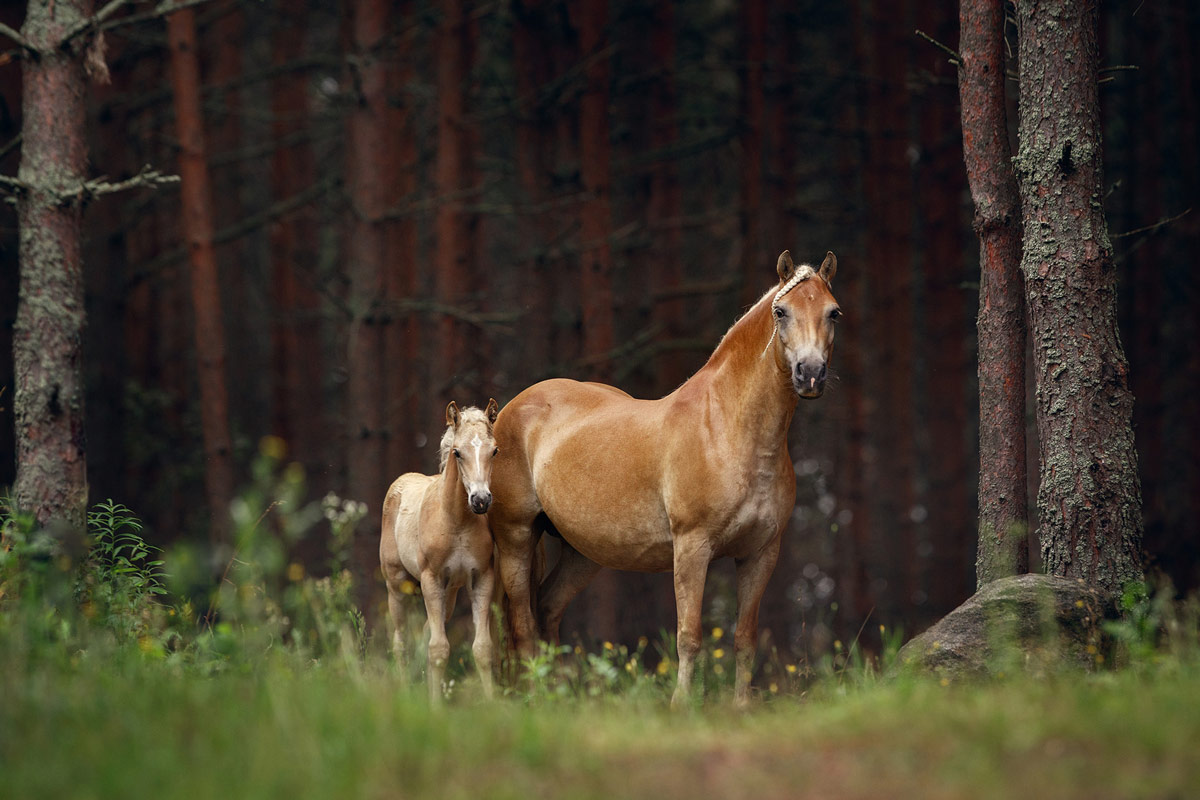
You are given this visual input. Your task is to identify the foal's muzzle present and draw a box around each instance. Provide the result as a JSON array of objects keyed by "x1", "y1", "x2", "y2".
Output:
[
  {"x1": 469, "y1": 491, "x2": 492, "y2": 515},
  {"x1": 793, "y1": 360, "x2": 827, "y2": 398}
]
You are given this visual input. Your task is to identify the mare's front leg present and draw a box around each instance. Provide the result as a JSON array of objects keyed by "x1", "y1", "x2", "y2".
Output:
[
  {"x1": 670, "y1": 534, "x2": 713, "y2": 709},
  {"x1": 494, "y1": 525, "x2": 540, "y2": 660},
  {"x1": 419, "y1": 570, "x2": 451, "y2": 705},
  {"x1": 469, "y1": 567, "x2": 497, "y2": 699},
  {"x1": 732, "y1": 533, "x2": 782, "y2": 708}
]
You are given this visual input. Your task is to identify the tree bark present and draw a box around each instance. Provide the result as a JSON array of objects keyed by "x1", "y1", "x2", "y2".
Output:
[
  {"x1": 167, "y1": 6, "x2": 236, "y2": 548},
  {"x1": 12, "y1": 0, "x2": 94, "y2": 529},
  {"x1": 1014, "y1": 0, "x2": 1143, "y2": 598},
  {"x1": 958, "y1": 0, "x2": 1029, "y2": 585}
]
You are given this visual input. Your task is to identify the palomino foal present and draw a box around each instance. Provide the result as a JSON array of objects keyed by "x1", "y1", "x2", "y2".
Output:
[
  {"x1": 490, "y1": 251, "x2": 840, "y2": 707},
  {"x1": 380, "y1": 399, "x2": 500, "y2": 702}
]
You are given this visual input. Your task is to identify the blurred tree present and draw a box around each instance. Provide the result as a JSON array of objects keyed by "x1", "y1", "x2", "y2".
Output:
[
  {"x1": 167, "y1": 5, "x2": 235, "y2": 548},
  {"x1": 433, "y1": 0, "x2": 477, "y2": 400},
  {"x1": 1015, "y1": 0, "x2": 1143, "y2": 597},
  {"x1": 345, "y1": 0, "x2": 402, "y2": 613},
  {"x1": 957, "y1": 0, "x2": 1028, "y2": 585}
]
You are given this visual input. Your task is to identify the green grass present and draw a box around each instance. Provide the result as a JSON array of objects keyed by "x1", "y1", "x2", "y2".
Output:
[
  {"x1": 5, "y1": 486, "x2": 1199, "y2": 799},
  {"x1": 3, "y1": 647, "x2": 1198, "y2": 800}
]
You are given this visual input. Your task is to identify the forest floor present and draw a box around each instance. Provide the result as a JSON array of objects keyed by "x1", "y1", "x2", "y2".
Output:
[{"x1": 4, "y1": 650, "x2": 1198, "y2": 800}]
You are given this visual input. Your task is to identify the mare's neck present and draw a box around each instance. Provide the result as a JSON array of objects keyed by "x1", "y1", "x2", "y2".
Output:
[{"x1": 692, "y1": 293, "x2": 799, "y2": 448}]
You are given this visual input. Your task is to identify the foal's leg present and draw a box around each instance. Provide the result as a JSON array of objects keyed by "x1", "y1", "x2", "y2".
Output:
[
  {"x1": 670, "y1": 535, "x2": 713, "y2": 709},
  {"x1": 420, "y1": 570, "x2": 451, "y2": 705},
  {"x1": 732, "y1": 534, "x2": 782, "y2": 708},
  {"x1": 469, "y1": 567, "x2": 497, "y2": 699},
  {"x1": 384, "y1": 569, "x2": 412, "y2": 673},
  {"x1": 537, "y1": 540, "x2": 602, "y2": 644}
]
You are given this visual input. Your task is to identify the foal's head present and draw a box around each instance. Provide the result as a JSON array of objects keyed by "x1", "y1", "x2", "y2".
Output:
[
  {"x1": 768, "y1": 250, "x2": 841, "y2": 398},
  {"x1": 440, "y1": 398, "x2": 500, "y2": 514}
]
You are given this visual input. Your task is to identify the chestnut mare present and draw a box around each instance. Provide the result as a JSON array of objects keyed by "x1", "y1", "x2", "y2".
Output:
[
  {"x1": 380, "y1": 399, "x2": 500, "y2": 703},
  {"x1": 490, "y1": 251, "x2": 840, "y2": 706}
]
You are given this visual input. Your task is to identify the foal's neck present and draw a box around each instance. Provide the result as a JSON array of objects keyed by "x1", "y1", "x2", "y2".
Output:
[{"x1": 437, "y1": 455, "x2": 474, "y2": 524}]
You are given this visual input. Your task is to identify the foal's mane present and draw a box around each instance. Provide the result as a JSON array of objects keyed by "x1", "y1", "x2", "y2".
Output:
[{"x1": 437, "y1": 406, "x2": 492, "y2": 473}]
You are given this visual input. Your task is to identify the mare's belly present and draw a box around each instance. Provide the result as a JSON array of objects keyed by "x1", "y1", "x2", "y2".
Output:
[{"x1": 536, "y1": 467, "x2": 675, "y2": 573}]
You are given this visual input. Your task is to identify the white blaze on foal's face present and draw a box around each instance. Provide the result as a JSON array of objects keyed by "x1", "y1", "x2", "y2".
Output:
[{"x1": 445, "y1": 403, "x2": 499, "y2": 514}]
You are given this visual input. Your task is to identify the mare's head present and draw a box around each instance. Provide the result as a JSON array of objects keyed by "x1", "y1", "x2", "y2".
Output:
[
  {"x1": 768, "y1": 250, "x2": 841, "y2": 398},
  {"x1": 440, "y1": 398, "x2": 500, "y2": 513}
]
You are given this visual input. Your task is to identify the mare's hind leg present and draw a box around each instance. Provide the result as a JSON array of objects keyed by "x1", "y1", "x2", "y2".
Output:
[
  {"x1": 537, "y1": 539, "x2": 601, "y2": 644},
  {"x1": 670, "y1": 534, "x2": 714, "y2": 709},
  {"x1": 419, "y1": 571, "x2": 451, "y2": 705},
  {"x1": 469, "y1": 567, "x2": 497, "y2": 699},
  {"x1": 732, "y1": 533, "x2": 782, "y2": 708}
]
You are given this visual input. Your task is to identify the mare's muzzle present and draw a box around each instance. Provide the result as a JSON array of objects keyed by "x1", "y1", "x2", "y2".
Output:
[
  {"x1": 793, "y1": 359, "x2": 827, "y2": 398},
  {"x1": 469, "y1": 491, "x2": 492, "y2": 515}
]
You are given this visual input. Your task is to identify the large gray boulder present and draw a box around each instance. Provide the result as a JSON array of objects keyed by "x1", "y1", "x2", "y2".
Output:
[{"x1": 897, "y1": 573, "x2": 1112, "y2": 679}]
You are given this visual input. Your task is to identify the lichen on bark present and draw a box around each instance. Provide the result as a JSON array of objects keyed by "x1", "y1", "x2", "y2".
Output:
[{"x1": 1014, "y1": 0, "x2": 1143, "y2": 598}]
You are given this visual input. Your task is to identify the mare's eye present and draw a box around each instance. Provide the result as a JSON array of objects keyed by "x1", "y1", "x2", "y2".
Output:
[
  {"x1": 829, "y1": 308, "x2": 842, "y2": 322},
  {"x1": 492, "y1": 448, "x2": 499, "y2": 456},
  {"x1": 773, "y1": 307, "x2": 785, "y2": 320}
]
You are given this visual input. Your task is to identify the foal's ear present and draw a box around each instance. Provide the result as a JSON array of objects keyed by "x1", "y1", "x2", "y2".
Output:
[
  {"x1": 818, "y1": 250, "x2": 837, "y2": 285},
  {"x1": 776, "y1": 250, "x2": 796, "y2": 282},
  {"x1": 445, "y1": 401, "x2": 460, "y2": 428},
  {"x1": 485, "y1": 397, "x2": 499, "y2": 424}
]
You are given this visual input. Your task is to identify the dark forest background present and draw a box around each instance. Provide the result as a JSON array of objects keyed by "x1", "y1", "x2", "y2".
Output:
[{"x1": 1, "y1": 0, "x2": 1197, "y2": 659}]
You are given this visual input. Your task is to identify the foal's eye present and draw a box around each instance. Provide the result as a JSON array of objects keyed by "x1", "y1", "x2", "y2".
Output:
[
  {"x1": 773, "y1": 307, "x2": 786, "y2": 320},
  {"x1": 829, "y1": 308, "x2": 842, "y2": 323},
  {"x1": 453, "y1": 449, "x2": 461, "y2": 458}
]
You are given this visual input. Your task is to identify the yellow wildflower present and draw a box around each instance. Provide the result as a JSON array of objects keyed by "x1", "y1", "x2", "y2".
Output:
[
  {"x1": 287, "y1": 562, "x2": 305, "y2": 582},
  {"x1": 786, "y1": 664, "x2": 797, "y2": 675},
  {"x1": 713, "y1": 648, "x2": 725, "y2": 659},
  {"x1": 711, "y1": 626, "x2": 724, "y2": 640},
  {"x1": 656, "y1": 659, "x2": 670, "y2": 676}
]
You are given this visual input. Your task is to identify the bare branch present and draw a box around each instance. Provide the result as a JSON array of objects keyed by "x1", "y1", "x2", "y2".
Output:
[
  {"x1": 1111, "y1": 207, "x2": 1192, "y2": 239},
  {"x1": 62, "y1": 0, "x2": 134, "y2": 46},
  {"x1": 55, "y1": 164, "x2": 179, "y2": 204},
  {"x1": 0, "y1": 22, "x2": 31, "y2": 52},
  {"x1": 915, "y1": 29, "x2": 962, "y2": 67}
]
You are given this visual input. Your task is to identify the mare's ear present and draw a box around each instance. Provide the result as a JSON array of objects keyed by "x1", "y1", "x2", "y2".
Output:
[
  {"x1": 446, "y1": 401, "x2": 460, "y2": 428},
  {"x1": 818, "y1": 250, "x2": 837, "y2": 285},
  {"x1": 486, "y1": 398, "x2": 499, "y2": 424},
  {"x1": 776, "y1": 250, "x2": 795, "y2": 282}
]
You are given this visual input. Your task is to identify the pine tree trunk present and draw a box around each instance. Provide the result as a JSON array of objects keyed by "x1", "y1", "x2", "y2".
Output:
[
  {"x1": 958, "y1": 0, "x2": 1029, "y2": 585},
  {"x1": 737, "y1": 0, "x2": 765, "y2": 307},
  {"x1": 648, "y1": 0, "x2": 685, "y2": 394},
  {"x1": 269, "y1": 0, "x2": 325, "y2": 472},
  {"x1": 433, "y1": 0, "x2": 474, "y2": 399},
  {"x1": 167, "y1": 6, "x2": 236, "y2": 548},
  {"x1": 345, "y1": 0, "x2": 392, "y2": 613},
  {"x1": 13, "y1": 0, "x2": 94, "y2": 529},
  {"x1": 578, "y1": 0, "x2": 614, "y2": 383},
  {"x1": 1014, "y1": 0, "x2": 1143, "y2": 598}
]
